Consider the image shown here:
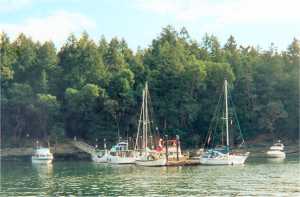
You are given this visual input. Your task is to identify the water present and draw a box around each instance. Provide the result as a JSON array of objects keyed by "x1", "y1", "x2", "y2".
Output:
[{"x1": 1, "y1": 156, "x2": 300, "y2": 196}]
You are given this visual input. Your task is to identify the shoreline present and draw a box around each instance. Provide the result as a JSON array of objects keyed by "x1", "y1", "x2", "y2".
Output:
[
  {"x1": 1, "y1": 141, "x2": 91, "y2": 160},
  {"x1": 1, "y1": 141, "x2": 299, "y2": 160}
]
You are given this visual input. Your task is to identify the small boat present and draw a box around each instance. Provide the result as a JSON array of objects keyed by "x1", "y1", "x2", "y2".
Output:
[
  {"x1": 200, "y1": 80, "x2": 250, "y2": 165},
  {"x1": 32, "y1": 146, "x2": 53, "y2": 164},
  {"x1": 107, "y1": 141, "x2": 136, "y2": 164},
  {"x1": 92, "y1": 139, "x2": 109, "y2": 163},
  {"x1": 266, "y1": 140, "x2": 286, "y2": 158}
]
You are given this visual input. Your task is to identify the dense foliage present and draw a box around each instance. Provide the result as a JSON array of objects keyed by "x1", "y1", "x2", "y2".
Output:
[{"x1": 1, "y1": 26, "x2": 299, "y2": 148}]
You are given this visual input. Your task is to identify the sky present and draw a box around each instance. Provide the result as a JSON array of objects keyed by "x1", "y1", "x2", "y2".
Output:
[{"x1": 1, "y1": 0, "x2": 299, "y2": 51}]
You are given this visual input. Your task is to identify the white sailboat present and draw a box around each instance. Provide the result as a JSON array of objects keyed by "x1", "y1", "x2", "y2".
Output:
[
  {"x1": 266, "y1": 140, "x2": 286, "y2": 158},
  {"x1": 134, "y1": 82, "x2": 168, "y2": 167},
  {"x1": 32, "y1": 141, "x2": 53, "y2": 164},
  {"x1": 200, "y1": 80, "x2": 250, "y2": 165}
]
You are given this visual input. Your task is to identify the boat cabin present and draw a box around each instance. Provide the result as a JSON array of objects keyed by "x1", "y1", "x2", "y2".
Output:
[
  {"x1": 110, "y1": 142, "x2": 134, "y2": 157},
  {"x1": 34, "y1": 148, "x2": 52, "y2": 157}
]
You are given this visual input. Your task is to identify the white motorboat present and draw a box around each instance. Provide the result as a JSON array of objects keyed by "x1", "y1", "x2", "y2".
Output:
[
  {"x1": 266, "y1": 140, "x2": 286, "y2": 158},
  {"x1": 199, "y1": 80, "x2": 250, "y2": 165},
  {"x1": 107, "y1": 141, "x2": 135, "y2": 164},
  {"x1": 32, "y1": 147, "x2": 53, "y2": 164}
]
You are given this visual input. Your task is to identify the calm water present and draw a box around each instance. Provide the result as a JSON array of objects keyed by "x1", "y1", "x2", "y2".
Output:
[{"x1": 1, "y1": 155, "x2": 300, "y2": 196}]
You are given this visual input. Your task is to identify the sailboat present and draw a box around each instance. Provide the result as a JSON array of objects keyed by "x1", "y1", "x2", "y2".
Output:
[
  {"x1": 134, "y1": 82, "x2": 167, "y2": 166},
  {"x1": 199, "y1": 80, "x2": 250, "y2": 165},
  {"x1": 134, "y1": 82, "x2": 187, "y2": 166}
]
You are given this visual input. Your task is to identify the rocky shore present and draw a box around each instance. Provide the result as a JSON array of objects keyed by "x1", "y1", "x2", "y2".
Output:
[{"x1": 1, "y1": 141, "x2": 90, "y2": 160}]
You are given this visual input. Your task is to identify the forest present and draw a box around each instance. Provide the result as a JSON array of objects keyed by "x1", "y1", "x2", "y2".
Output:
[{"x1": 1, "y1": 26, "x2": 299, "y2": 148}]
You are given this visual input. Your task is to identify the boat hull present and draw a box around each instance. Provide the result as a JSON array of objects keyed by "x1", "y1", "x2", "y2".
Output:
[
  {"x1": 92, "y1": 154, "x2": 109, "y2": 163},
  {"x1": 108, "y1": 156, "x2": 135, "y2": 164},
  {"x1": 31, "y1": 157, "x2": 53, "y2": 164},
  {"x1": 266, "y1": 150, "x2": 286, "y2": 158},
  {"x1": 200, "y1": 153, "x2": 249, "y2": 165},
  {"x1": 135, "y1": 158, "x2": 167, "y2": 166}
]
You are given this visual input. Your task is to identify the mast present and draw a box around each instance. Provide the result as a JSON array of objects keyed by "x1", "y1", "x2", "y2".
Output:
[
  {"x1": 145, "y1": 82, "x2": 148, "y2": 150},
  {"x1": 142, "y1": 89, "x2": 146, "y2": 150},
  {"x1": 135, "y1": 82, "x2": 152, "y2": 152},
  {"x1": 135, "y1": 96, "x2": 143, "y2": 150},
  {"x1": 224, "y1": 79, "x2": 229, "y2": 147}
]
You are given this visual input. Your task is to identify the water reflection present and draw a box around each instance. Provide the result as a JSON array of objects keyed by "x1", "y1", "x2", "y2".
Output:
[
  {"x1": 32, "y1": 162, "x2": 53, "y2": 176},
  {"x1": 267, "y1": 157, "x2": 285, "y2": 163},
  {"x1": 1, "y1": 155, "x2": 299, "y2": 196},
  {"x1": 31, "y1": 162, "x2": 56, "y2": 196}
]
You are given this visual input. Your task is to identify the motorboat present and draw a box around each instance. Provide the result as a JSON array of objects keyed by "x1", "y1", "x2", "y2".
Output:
[
  {"x1": 32, "y1": 147, "x2": 53, "y2": 164},
  {"x1": 266, "y1": 140, "x2": 286, "y2": 158},
  {"x1": 107, "y1": 141, "x2": 135, "y2": 164}
]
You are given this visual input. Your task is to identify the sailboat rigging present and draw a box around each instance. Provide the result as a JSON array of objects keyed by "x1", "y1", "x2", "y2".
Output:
[
  {"x1": 134, "y1": 82, "x2": 187, "y2": 166},
  {"x1": 200, "y1": 79, "x2": 250, "y2": 165}
]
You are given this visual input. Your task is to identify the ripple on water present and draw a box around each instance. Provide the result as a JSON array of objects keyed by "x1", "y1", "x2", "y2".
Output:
[{"x1": 1, "y1": 157, "x2": 300, "y2": 196}]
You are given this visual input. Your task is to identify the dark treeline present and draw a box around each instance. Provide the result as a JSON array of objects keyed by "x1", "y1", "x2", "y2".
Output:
[{"x1": 1, "y1": 26, "x2": 299, "y2": 148}]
